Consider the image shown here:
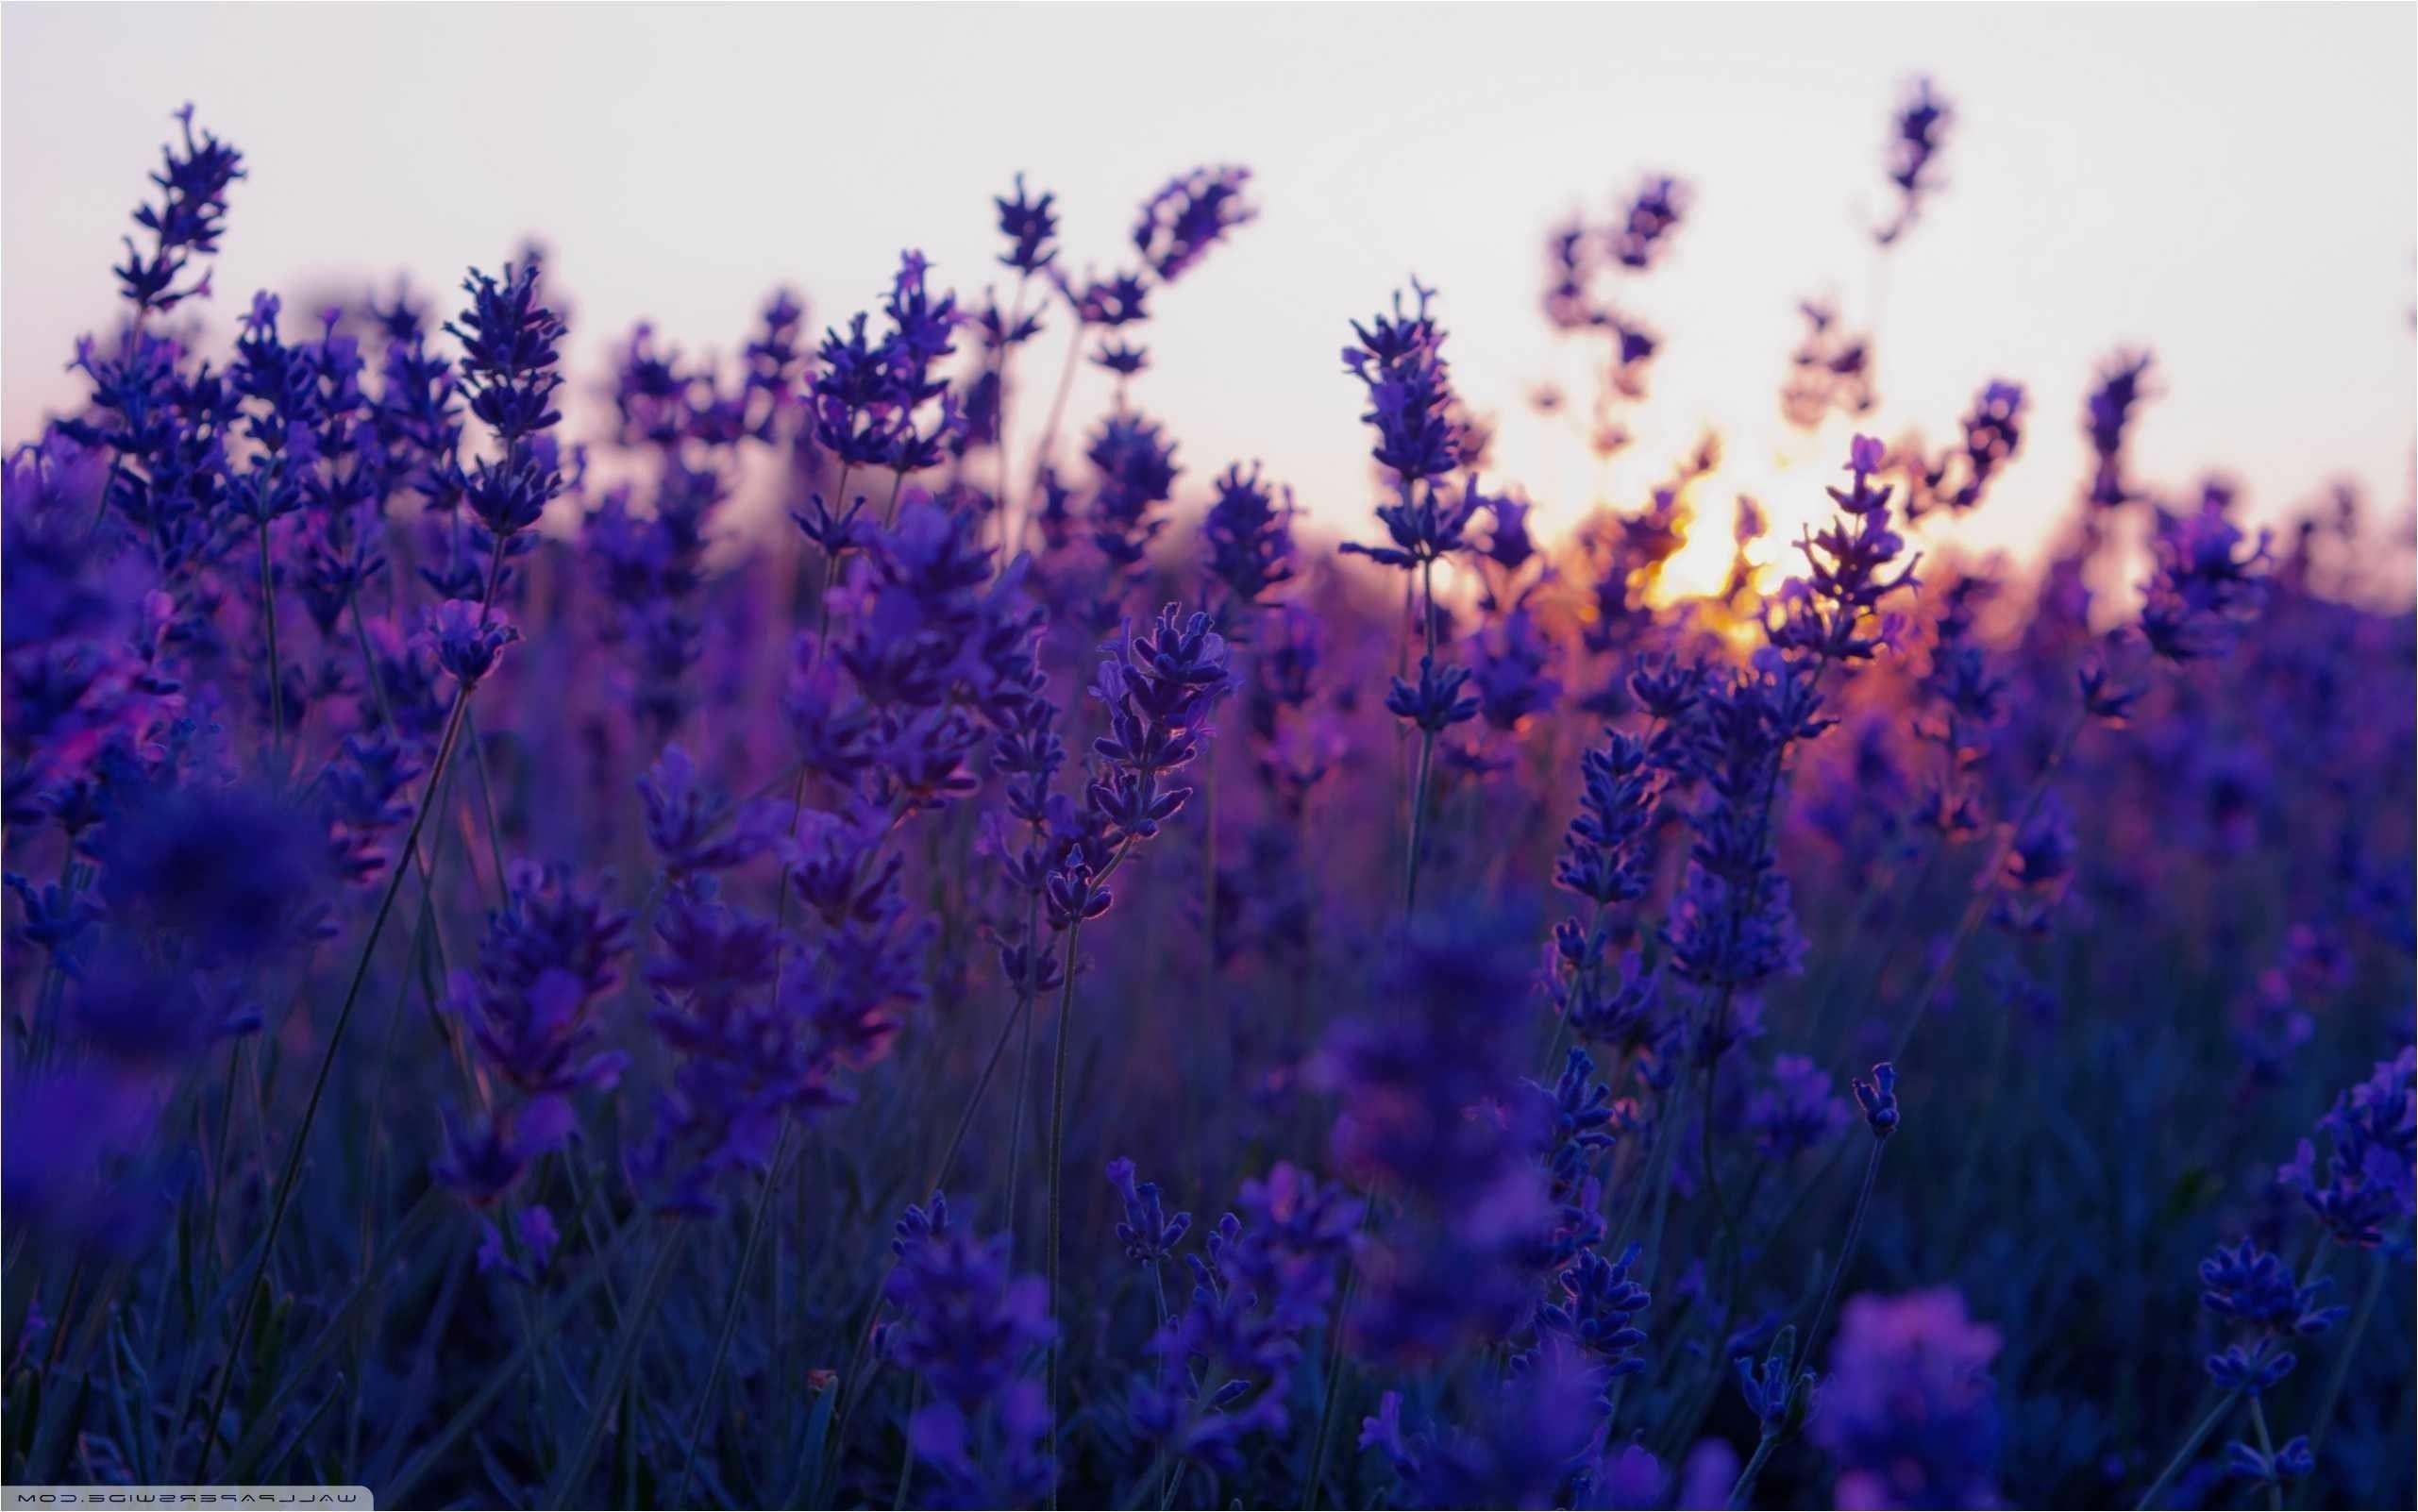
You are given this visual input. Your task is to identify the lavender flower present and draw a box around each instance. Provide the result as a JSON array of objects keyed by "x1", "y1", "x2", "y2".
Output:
[
  {"x1": 996, "y1": 174, "x2": 1061, "y2": 274},
  {"x1": 417, "y1": 598, "x2": 520, "y2": 686},
  {"x1": 1877, "y1": 78, "x2": 1953, "y2": 246},
  {"x1": 446, "y1": 258, "x2": 568, "y2": 543},
  {"x1": 1811, "y1": 1289, "x2": 2002, "y2": 1509},
  {"x1": 1750, "y1": 1054, "x2": 1852, "y2": 1159},
  {"x1": 1081, "y1": 603, "x2": 1232, "y2": 850},
  {"x1": 1852, "y1": 1062, "x2": 1901, "y2": 1139},
  {"x1": 2199, "y1": 1238, "x2": 2343, "y2": 1395},
  {"x1": 1107, "y1": 1157, "x2": 1192, "y2": 1266},
  {"x1": 2278, "y1": 1048, "x2": 2416, "y2": 1248},
  {"x1": 887, "y1": 1194, "x2": 1056, "y2": 1508},
  {"x1": 2225, "y1": 1435, "x2": 2314, "y2": 1487},
  {"x1": 2140, "y1": 496, "x2": 2274, "y2": 663},
  {"x1": 1132, "y1": 165, "x2": 1256, "y2": 284},
  {"x1": 1200, "y1": 461, "x2": 1296, "y2": 616},
  {"x1": 1610, "y1": 174, "x2": 1688, "y2": 270},
  {"x1": 115, "y1": 104, "x2": 245, "y2": 314},
  {"x1": 2084, "y1": 350, "x2": 2155, "y2": 509},
  {"x1": 1342, "y1": 284, "x2": 1461, "y2": 484},
  {"x1": 1315, "y1": 907, "x2": 1552, "y2": 1363}
]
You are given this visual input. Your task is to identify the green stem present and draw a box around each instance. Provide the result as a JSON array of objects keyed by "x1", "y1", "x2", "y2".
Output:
[
  {"x1": 220, "y1": 1189, "x2": 446, "y2": 1477},
  {"x1": 2134, "y1": 1387, "x2": 2242, "y2": 1510},
  {"x1": 347, "y1": 591, "x2": 396, "y2": 733},
  {"x1": 465, "y1": 711, "x2": 512, "y2": 901},
  {"x1": 1403, "y1": 731, "x2": 1437, "y2": 915},
  {"x1": 1402, "y1": 553, "x2": 1440, "y2": 915},
  {"x1": 2249, "y1": 1398, "x2": 2284, "y2": 1512},
  {"x1": 890, "y1": 1378, "x2": 926, "y2": 1510},
  {"x1": 378, "y1": 1216, "x2": 641, "y2": 1507},
  {"x1": 812, "y1": 463, "x2": 856, "y2": 653},
  {"x1": 1044, "y1": 914, "x2": 1086, "y2": 1506},
  {"x1": 827, "y1": 974, "x2": 1049, "y2": 1475},
  {"x1": 543, "y1": 1227, "x2": 690, "y2": 1509},
  {"x1": 1300, "y1": 1190, "x2": 1383, "y2": 1509},
  {"x1": 1725, "y1": 1432, "x2": 1781, "y2": 1511},
  {"x1": 1889, "y1": 708, "x2": 2085, "y2": 1063},
  {"x1": 1021, "y1": 324, "x2": 1085, "y2": 548},
  {"x1": 1801, "y1": 1140, "x2": 1887, "y2": 1379},
  {"x1": 2293, "y1": 1245, "x2": 2383, "y2": 1504},
  {"x1": 1006, "y1": 888, "x2": 1044, "y2": 1252},
  {"x1": 1039, "y1": 835, "x2": 1137, "y2": 1495},
  {"x1": 259, "y1": 517, "x2": 285, "y2": 753},
  {"x1": 1203, "y1": 753, "x2": 1220, "y2": 1012},
  {"x1": 669, "y1": 1119, "x2": 799, "y2": 1509},
  {"x1": 193, "y1": 679, "x2": 476, "y2": 1476}
]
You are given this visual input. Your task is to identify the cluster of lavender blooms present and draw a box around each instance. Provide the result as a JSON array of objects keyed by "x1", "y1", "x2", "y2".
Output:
[{"x1": 4, "y1": 79, "x2": 2412, "y2": 1512}]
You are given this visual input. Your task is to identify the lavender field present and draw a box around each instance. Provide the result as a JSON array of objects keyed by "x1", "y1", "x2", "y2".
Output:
[{"x1": 3, "y1": 42, "x2": 2413, "y2": 1512}]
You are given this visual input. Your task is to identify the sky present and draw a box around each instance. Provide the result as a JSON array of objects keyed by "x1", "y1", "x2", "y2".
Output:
[{"x1": 5, "y1": 3, "x2": 2412, "y2": 596}]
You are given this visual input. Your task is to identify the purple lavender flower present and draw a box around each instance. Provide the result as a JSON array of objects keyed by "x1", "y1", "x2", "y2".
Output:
[
  {"x1": 1852, "y1": 1061, "x2": 1901, "y2": 1139},
  {"x1": 1084, "y1": 411, "x2": 1179, "y2": 575},
  {"x1": 1555, "y1": 727, "x2": 1659, "y2": 907},
  {"x1": 1469, "y1": 608, "x2": 1562, "y2": 733},
  {"x1": 812, "y1": 252, "x2": 963, "y2": 478},
  {"x1": 1528, "y1": 1240, "x2": 1654, "y2": 1403},
  {"x1": 1315, "y1": 907, "x2": 1553, "y2": 1363},
  {"x1": 1811, "y1": 1289, "x2": 2002, "y2": 1509},
  {"x1": 1129, "y1": 1184, "x2": 1352, "y2": 1478},
  {"x1": 1081, "y1": 603, "x2": 1233, "y2": 849},
  {"x1": 2198, "y1": 1238, "x2": 2343, "y2": 1395},
  {"x1": 454, "y1": 865, "x2": 633, "y2": 1100},
  {"x1": 1340, "y1": 474, "x2": 1484, "y2": 572},
  {"x1": 1385, "y1": 656, "x2": 1479, "y2": 734},
  {"x1": 114, "y1": 105, "x2": 244, "y2": 314},
  {"x1": 2140, "y1": 496, "x2": 2274, "y2": 663},
  {"x1": 1106, "y1": 1157, "x2": 1193, "y2": 1266},
  {"x1": 886, "y1": 1194, "x2": 1056, "y2": 1508},
  {"x1": 638, "y1": 744, "x2": 774, "y2": 879},
  {"x1": 1749, "y1": 1054, "x2": 1852, "y2": 1159},
  {"x1": 1342, "y1": 284, "x2": 1461, "y2": 485},
  {"x1": 417, "y1": 599, "x2": 520, "y2": 686},
  {"x1": 2278, "y1": 1048, "x2": 2416, "y2": 1248},
  {"x1": 1610, "y1": 174, "x2": 1688, "y2": 270},
  {"x1": 1360, "y1": 1348, "x2": 1606, "y2": 1509},
  {"x1": 2225, "y1": 1435, "x2": 2315, "y2": 1488},
  {"x1": 90, "y1": 779, "x2": 332, "y2": 963},
  {"x1": 1200, "y1": 461, "x2": 1296, "y2": 616},
  {"x1": 2084, "y1": 350, "x2": 2155, "y2": 509},
  {"x1": 1132, "y1": 165, "x2": 1256, "y2": 284},
  {"x1": 1876, "y1": 78, "x2": 1953, "y2": 247},
  {"x1": 996, "y1": 174, "x2": 1061, "y2": 274}
]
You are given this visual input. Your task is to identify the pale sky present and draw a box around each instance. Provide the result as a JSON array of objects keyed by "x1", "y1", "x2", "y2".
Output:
[{"x1": 5, "y1": 4, "x2": 2412, "y2": 588}]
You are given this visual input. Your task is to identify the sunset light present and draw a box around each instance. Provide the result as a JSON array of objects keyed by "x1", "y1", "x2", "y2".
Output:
[{"x1": 3, "y1": 8, "x2": 2410, "y2": 1511}]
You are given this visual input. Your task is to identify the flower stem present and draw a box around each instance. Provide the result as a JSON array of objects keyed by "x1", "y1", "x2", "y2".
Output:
[
  {"x1": 1889, "y1": 706, "x2": 2085, "y2": 1063},
  {"x1": 2134, "y1": 1387, "x2": 2242, "y2": 1510},
  {"x1": 1725, "y1": 1431, "x2": 1781, "y2": 1511},
  {"x1": 1802, "y1": 1139, "x2": 1887, "y2": 1380},
  {"x1": 193, "y1": 677, "x2": 477, "y2": 1477},
  {"x1": 1403, "y1": 730, "x2": 1437, "y2": 914},
  {"x1": 669, "y1": 1117, "x2": 799, "y2": 1509},
  {"x1": 258, "y1": 517, "x2": 285, "y2": 754},
  {"x1": 1300, "y1": 1188, "x2": 1383, "y2": 1509},
  {"x1": 2292, "y1": 1244, "x2": 2382, "y2": 1506},
  {"x1": 828, "y1": 967, "x2": 1049, "y2": 1476},
  {"x1": 543, "y1": 1228, "x2": 689, "y2": 1508},
  {"x1": 1022, "y1": 324, "x2": 1085, "y2": 548},
  {"x1": 1044, "y1": 914, "x2": 1086, "y2": 1508},
  {"x1": 2249, "y1": 1397, "x2": 2284, "y2": 1512}
]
